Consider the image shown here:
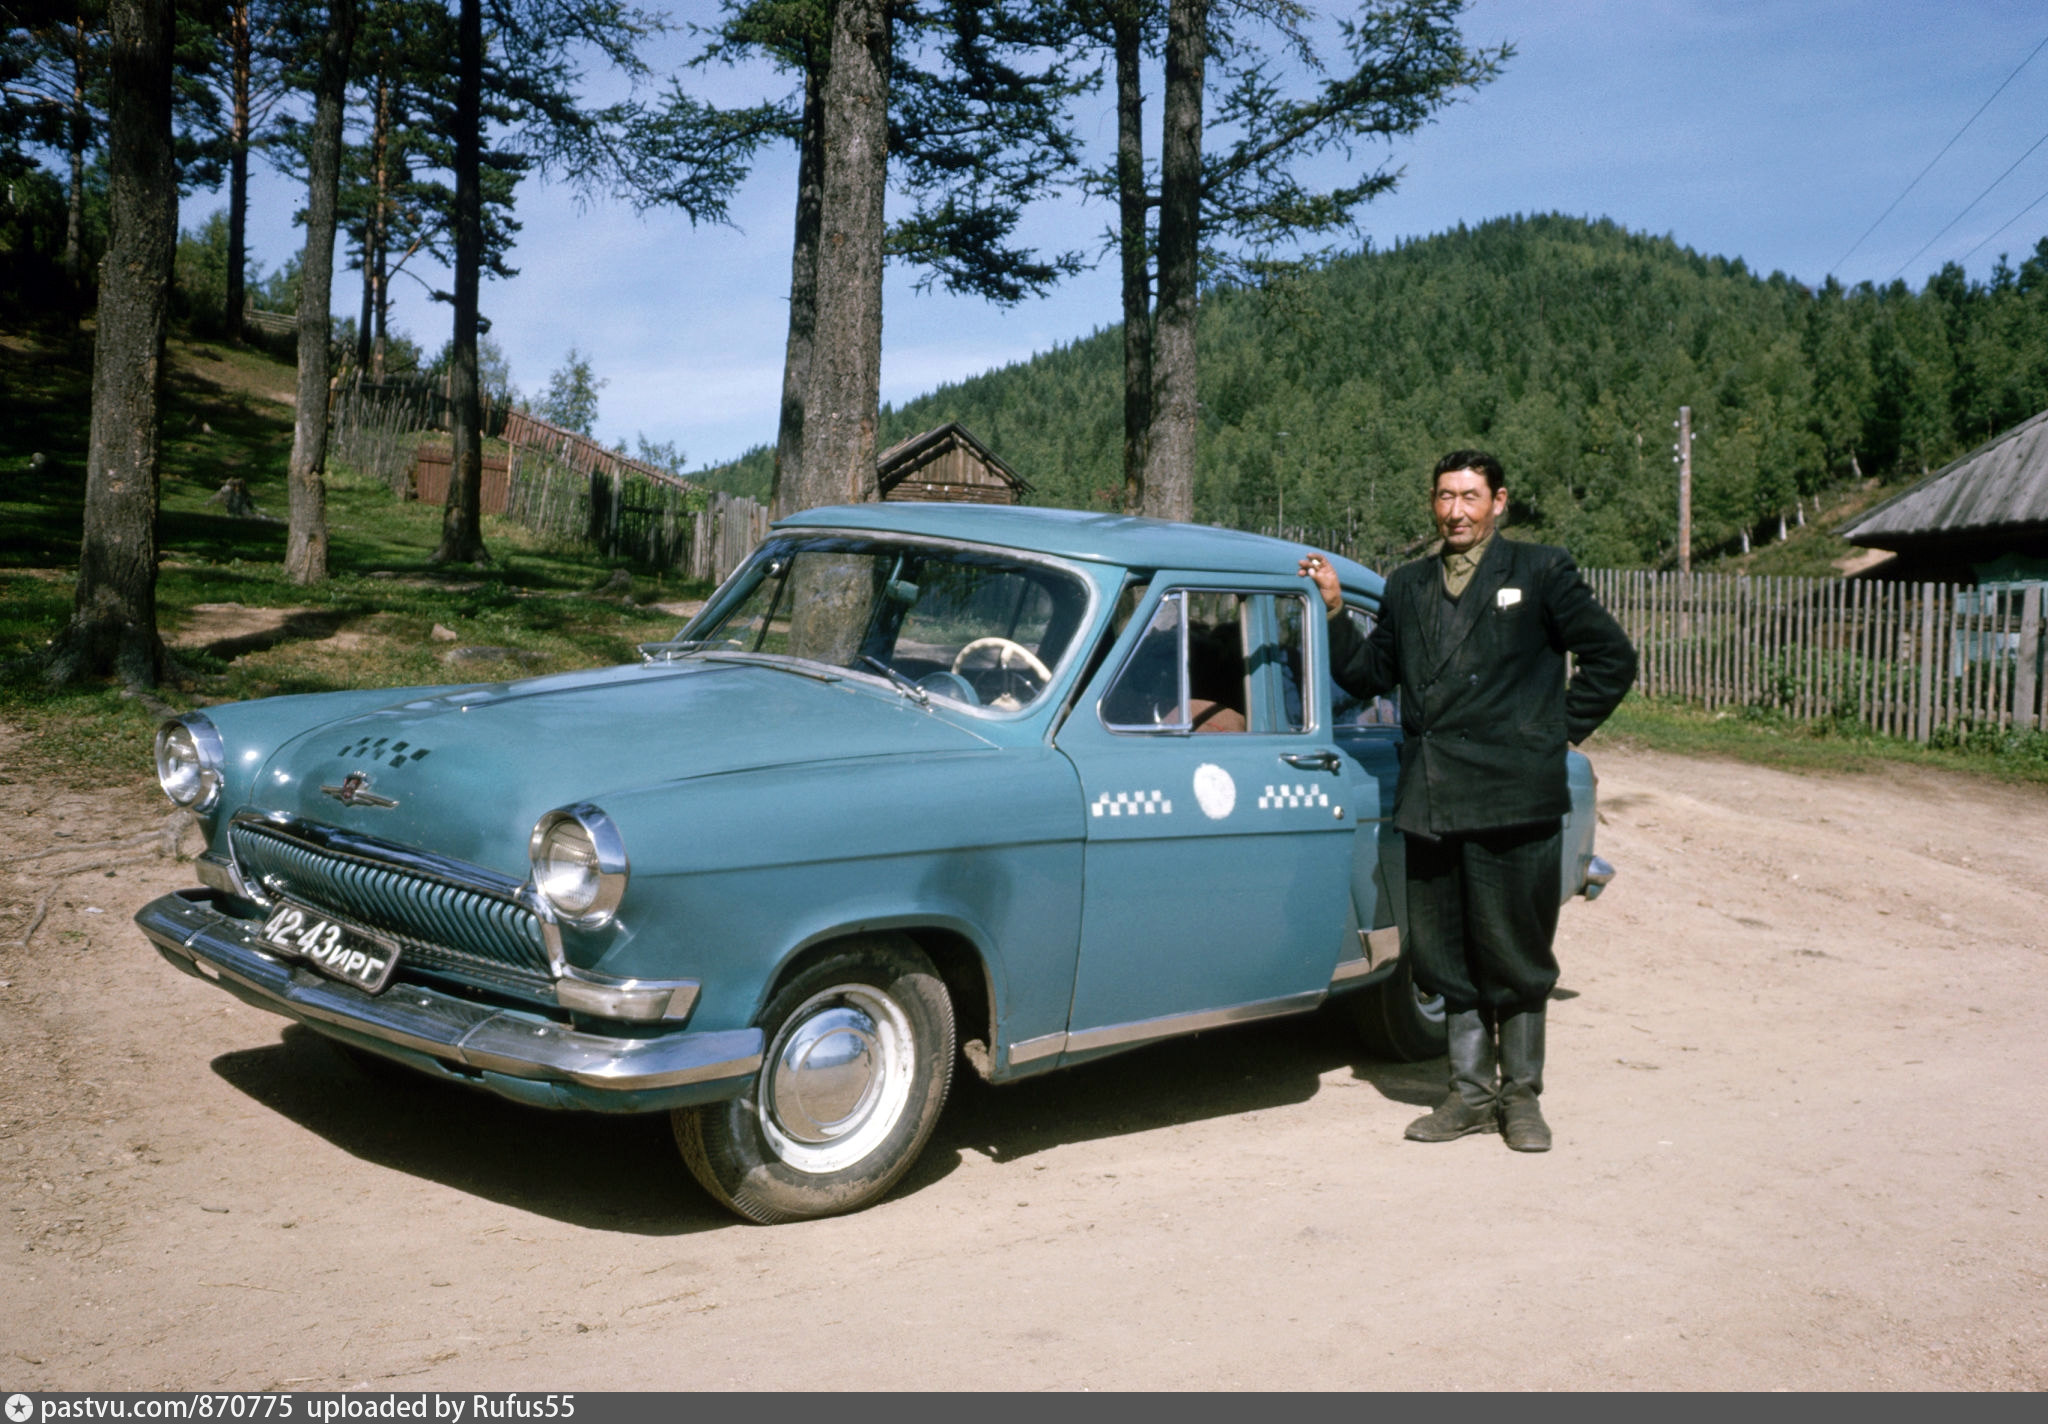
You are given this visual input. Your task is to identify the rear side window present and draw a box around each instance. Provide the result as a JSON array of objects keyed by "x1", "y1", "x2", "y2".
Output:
[{"x1": 1331, "y1": 605, "x2": 1400, "y2": 729}]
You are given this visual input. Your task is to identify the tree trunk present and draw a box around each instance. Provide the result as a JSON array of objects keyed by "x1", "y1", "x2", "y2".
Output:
[
  {"x1": 225, "y1": 0, "x2": 251, "y2": 337},
  {"x1": 283, "y1": 0, "x2": 355, "y2": 585},
  {"x1": 787, "y1": 0, "x2": 887, "y2": 516},
  {"x1": 1141, "y1": 0, "x2": 1206, "y2": 523},
  {"x1": 361, "y1": 69, "x2": 391, "y2": 376},
  {"x1": 1112, "y1": 2, "x2": 1150, "y2": 515},
  {"x1": 355, "y1": 248, "x2": 374, "y2": 372},
  {"x1": 44, "y1": 0, "x2": 176, "y2": 688},
  {"x1": 63, "y1": 15, "x2": 89, "y2": 317},
  {"x1": 770, "y1": 56, "x2": 825, "y2": 519},
  {"x1": 432, "y1": 0, "x2": 488, "y2": 565}
]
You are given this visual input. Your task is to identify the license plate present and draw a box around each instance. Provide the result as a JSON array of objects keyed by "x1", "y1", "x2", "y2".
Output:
[{"x1": 259, "y1": 904, "x2": 398, "y2": 992}]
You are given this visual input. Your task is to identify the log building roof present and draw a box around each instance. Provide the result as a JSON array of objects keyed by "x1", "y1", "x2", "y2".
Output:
[{"x1": 1840, "y1": 407, "x2": 2048, "y2": 548}]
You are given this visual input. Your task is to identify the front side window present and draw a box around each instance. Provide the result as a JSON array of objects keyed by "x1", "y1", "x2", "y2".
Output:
[
  {"x1": 686, "y1": 537, "x2": 1092, "y2": 711},
  {"x1": 1101, "y1": 590, "x2": 1307, "y2": 734}
]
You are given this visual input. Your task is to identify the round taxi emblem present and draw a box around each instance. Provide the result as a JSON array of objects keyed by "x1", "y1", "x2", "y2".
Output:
[{"x1": 1192, "y1": 763, "x2": 1235, "y2": 820}]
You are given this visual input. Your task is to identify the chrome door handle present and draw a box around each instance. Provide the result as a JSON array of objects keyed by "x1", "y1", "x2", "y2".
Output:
[{"x1": 1280, "y1": 750, "x2": 1341, "y2": 773}]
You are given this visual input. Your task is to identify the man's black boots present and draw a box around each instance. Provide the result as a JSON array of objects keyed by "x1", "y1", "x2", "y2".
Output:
[
  {"x1": 1404, "y1": 1008, "x2": 1498, "y2": 1141},
  {"x1": 1497, "y1": 1004, "x2": 1551, "y2": 1152}
]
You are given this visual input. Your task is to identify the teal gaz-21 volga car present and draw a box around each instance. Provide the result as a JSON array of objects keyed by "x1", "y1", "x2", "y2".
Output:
[{"x1": 136, "y1": 504, "x2": 1610, "y2": 1222}]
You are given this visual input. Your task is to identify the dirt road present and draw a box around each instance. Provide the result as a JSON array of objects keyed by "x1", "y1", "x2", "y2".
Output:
[{"x1": 3, "y1": 737, "x2": 2044, "y2": 1389}]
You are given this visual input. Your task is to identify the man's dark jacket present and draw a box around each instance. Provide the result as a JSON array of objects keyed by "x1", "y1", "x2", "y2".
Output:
[{"x1": 1329, "y1": 535, "x2": 1637, "y2": 837}]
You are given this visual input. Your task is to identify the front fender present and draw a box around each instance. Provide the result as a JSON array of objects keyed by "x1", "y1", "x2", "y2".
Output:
[{"x1": 582, "y1": 747, "x2": 1087, "y2": 1050}]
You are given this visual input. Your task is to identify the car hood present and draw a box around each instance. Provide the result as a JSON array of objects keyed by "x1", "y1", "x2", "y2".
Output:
[{"x1": 245, "y1": 659, "x2": 994, "y2": 878}]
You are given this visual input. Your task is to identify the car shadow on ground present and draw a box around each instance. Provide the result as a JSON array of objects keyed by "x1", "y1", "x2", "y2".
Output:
[
  {"x1": 897, "y1": 1005, "x2": 1447, "y2": 1199},
  {"x1": 210, "y1": 1010, "x2": 1448, "y2": 1230},
  {"x1": 210, "y1": 1025, "x2": 730, "y2": 1235}
]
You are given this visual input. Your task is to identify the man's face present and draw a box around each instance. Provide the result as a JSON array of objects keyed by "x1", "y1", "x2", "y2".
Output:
[{"x1": 1432, "y1": 468, "x2": 1507, "y2": 554}]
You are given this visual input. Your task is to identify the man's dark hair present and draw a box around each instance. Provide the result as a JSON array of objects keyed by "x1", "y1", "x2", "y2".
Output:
[{"x1": 1433, "y1": 449, "x2": 1505, "y2": 494}]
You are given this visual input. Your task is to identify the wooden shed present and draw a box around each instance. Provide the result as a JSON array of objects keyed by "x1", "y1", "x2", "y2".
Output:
[
  {"x1": 1839, "y1": 407, "x2": 2048, "y2": 585},
  {"x1": 876, "y1": 423, "x2": 1031, "y2": 505}
]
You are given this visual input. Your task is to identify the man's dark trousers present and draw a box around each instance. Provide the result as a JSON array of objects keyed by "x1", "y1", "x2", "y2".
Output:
[{"x1": 1404, "y1": 819, "x2": 1561, "y2": 1014}]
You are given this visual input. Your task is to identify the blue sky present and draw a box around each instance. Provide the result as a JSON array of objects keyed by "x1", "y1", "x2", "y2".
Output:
[{"x1": 217, "y1": 0, "x2": 2048, "y2": 469}]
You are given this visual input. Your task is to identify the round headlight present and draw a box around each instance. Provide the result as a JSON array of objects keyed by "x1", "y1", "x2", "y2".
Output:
[
  {"x1": 155, "y1": 716, "x2": 224, "y2": 811},
  {"x1": 528, "y1": 804, "x2": 628, "y2": 928}
]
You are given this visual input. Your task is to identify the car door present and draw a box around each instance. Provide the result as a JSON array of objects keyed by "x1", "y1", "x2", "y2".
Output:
[
  {"x1": 1051, "y1": 574, "x2": 1358, "y2": 1062},
  {"x1": 1330, "y1": 599, "x2": 1406, "y2": 938}
]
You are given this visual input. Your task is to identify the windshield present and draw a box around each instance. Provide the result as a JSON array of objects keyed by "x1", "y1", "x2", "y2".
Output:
[{"x1": 685, "y1": 536, "x2": 1094, "y2": 712}]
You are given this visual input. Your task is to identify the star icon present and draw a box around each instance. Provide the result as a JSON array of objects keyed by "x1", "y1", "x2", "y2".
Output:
[{"x1": 6, "y1": 1394, "x2": 35, "y2": 1424}]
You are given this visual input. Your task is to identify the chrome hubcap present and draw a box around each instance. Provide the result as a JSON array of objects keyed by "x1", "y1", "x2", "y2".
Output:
[
  {"x1": 758, "y1": 984, "x2": 916, "y2": 1175},
  {"x1": 769, "y1": 1005, "x2": 880, "y2": 1143}
]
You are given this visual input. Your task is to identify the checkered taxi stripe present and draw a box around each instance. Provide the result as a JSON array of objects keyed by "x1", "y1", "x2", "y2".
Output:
[
  {"x1": 1092, "y1": 789, "x2": 1172, "y2": 817},
  {"x1": 336, "y1": 734, "x2": 434, "y2": 770},
  {"x1": 1258, "y1": 783, "x2": 1330, "y2": 810}
]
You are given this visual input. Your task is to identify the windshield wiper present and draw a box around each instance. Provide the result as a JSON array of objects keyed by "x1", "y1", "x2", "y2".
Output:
[{"x1": 859, "y1": 655, "x2": 930, "y2": 707}]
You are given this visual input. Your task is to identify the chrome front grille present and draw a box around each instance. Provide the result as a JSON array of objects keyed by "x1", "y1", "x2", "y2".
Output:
[{"x1": 229, "y1": 819, "x2": 550, "y2": 989}]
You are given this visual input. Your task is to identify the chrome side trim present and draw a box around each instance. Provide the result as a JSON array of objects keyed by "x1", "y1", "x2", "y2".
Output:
[
  {"x1": 137, "y1": 890, "x2": 758, "y2": 1094},
  {"x1": 1007, "y1": 1031, "x2": 1067, "y2": 1066},
  {"x1": 1062, "y1": 990, "x2": 1326, "y2": 1056}
]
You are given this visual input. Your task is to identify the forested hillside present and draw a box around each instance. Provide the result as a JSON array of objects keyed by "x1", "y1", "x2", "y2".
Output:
[{"x1": 843, "y1": 214, "x2": 2048, "y2": 569}]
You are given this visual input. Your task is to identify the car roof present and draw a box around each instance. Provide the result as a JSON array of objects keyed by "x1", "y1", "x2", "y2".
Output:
[{"x1": 775, "y1": 502, "x2": 1386, "y2": 595}]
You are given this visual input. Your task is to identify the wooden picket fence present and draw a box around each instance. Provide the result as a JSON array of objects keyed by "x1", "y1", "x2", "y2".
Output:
[
  {"x1": 1583, "y1": 570, "x2": 2048, "y2": 740},
  {"x1": 498, "y1": 449, "x2": 770, "y2": 587}
]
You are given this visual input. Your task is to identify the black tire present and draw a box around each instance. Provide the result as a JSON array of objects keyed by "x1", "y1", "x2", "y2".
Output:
[
  {"x1": 1347, "y1": 956, "x2": 1447, "y2": 1061},
  {"x1": 674, "y1": 935, "x2": 955, "y2": 1224}
]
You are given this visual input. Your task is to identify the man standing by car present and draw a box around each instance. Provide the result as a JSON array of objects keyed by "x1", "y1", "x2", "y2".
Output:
[{"x1": 1299, "y1": 451, "x2": 1636, "y2": 1151}]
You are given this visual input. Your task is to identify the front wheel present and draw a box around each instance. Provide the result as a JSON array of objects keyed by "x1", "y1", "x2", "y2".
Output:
[
  {"x1": 674, "y1": 936, "x2": 955, "y2": 1223},
  {"x1": 1346, "y1": 956, "x2": 1447, "y2": 1061}
]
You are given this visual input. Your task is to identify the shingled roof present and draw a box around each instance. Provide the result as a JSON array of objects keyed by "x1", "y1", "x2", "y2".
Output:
[{"x1": 1839, "y1": 407, "x2": 2048, "y2": 548}]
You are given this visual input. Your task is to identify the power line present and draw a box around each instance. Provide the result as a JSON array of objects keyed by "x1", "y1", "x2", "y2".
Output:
[
  {"x1": 1889, "y1": 124, "x2": 2048, "y2": 279},
  {"x1": 1830, "y1": 31, "x2": 2048, "y2": 275},
  {"x1": 1955, "y1": 182, "x2": 2048, "y2": 267}
]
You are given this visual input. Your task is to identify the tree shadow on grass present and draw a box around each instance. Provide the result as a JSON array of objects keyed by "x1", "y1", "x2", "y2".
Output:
[{"x1": 174, "y1": 607, "x2": 353, "y2": 663}]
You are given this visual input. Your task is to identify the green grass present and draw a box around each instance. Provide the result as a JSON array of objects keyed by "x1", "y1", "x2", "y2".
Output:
[
  {"x1": 1595, "y1": 694, "x2": 2048, "y2": 786},
  {"x1": 1, "y1": 326, "x2": 711, "y2": 790}
]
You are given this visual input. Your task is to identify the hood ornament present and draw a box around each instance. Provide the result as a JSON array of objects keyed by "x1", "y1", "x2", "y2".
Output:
[{"x1": 321, "y1": 771, "x2": 398, "y2": 809}]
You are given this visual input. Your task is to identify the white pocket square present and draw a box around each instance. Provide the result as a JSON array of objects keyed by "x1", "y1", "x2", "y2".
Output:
[{"x1": 1497, "y1": 587, "x2": 1523, "y2": 608}]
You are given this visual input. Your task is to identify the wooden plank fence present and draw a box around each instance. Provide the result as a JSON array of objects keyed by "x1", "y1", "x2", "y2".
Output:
[
  {"x1": 497, "y1": 447, "x2": 770, "y2": 587},
  {"x1": 1583, "y1": 570, "x2": 2048, "y2": 741}
]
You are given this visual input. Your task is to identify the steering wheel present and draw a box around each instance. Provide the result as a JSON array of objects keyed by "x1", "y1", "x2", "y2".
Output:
[
  {"x1": 951, "y1": 637, "x2": 1054, "y2": 709},
  {"x1": 951, "y1": 637, "x2": 1054, "y2": 682}
]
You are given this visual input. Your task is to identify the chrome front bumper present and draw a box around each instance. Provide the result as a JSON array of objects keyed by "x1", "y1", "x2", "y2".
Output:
[{"x1": 137, "y1": 889, "x2": 763, "y2": 1114}]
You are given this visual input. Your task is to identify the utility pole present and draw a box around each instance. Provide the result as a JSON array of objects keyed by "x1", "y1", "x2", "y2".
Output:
[{"x1": 1673, "y1": 406, "x2": 1693, "y2": 574}]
